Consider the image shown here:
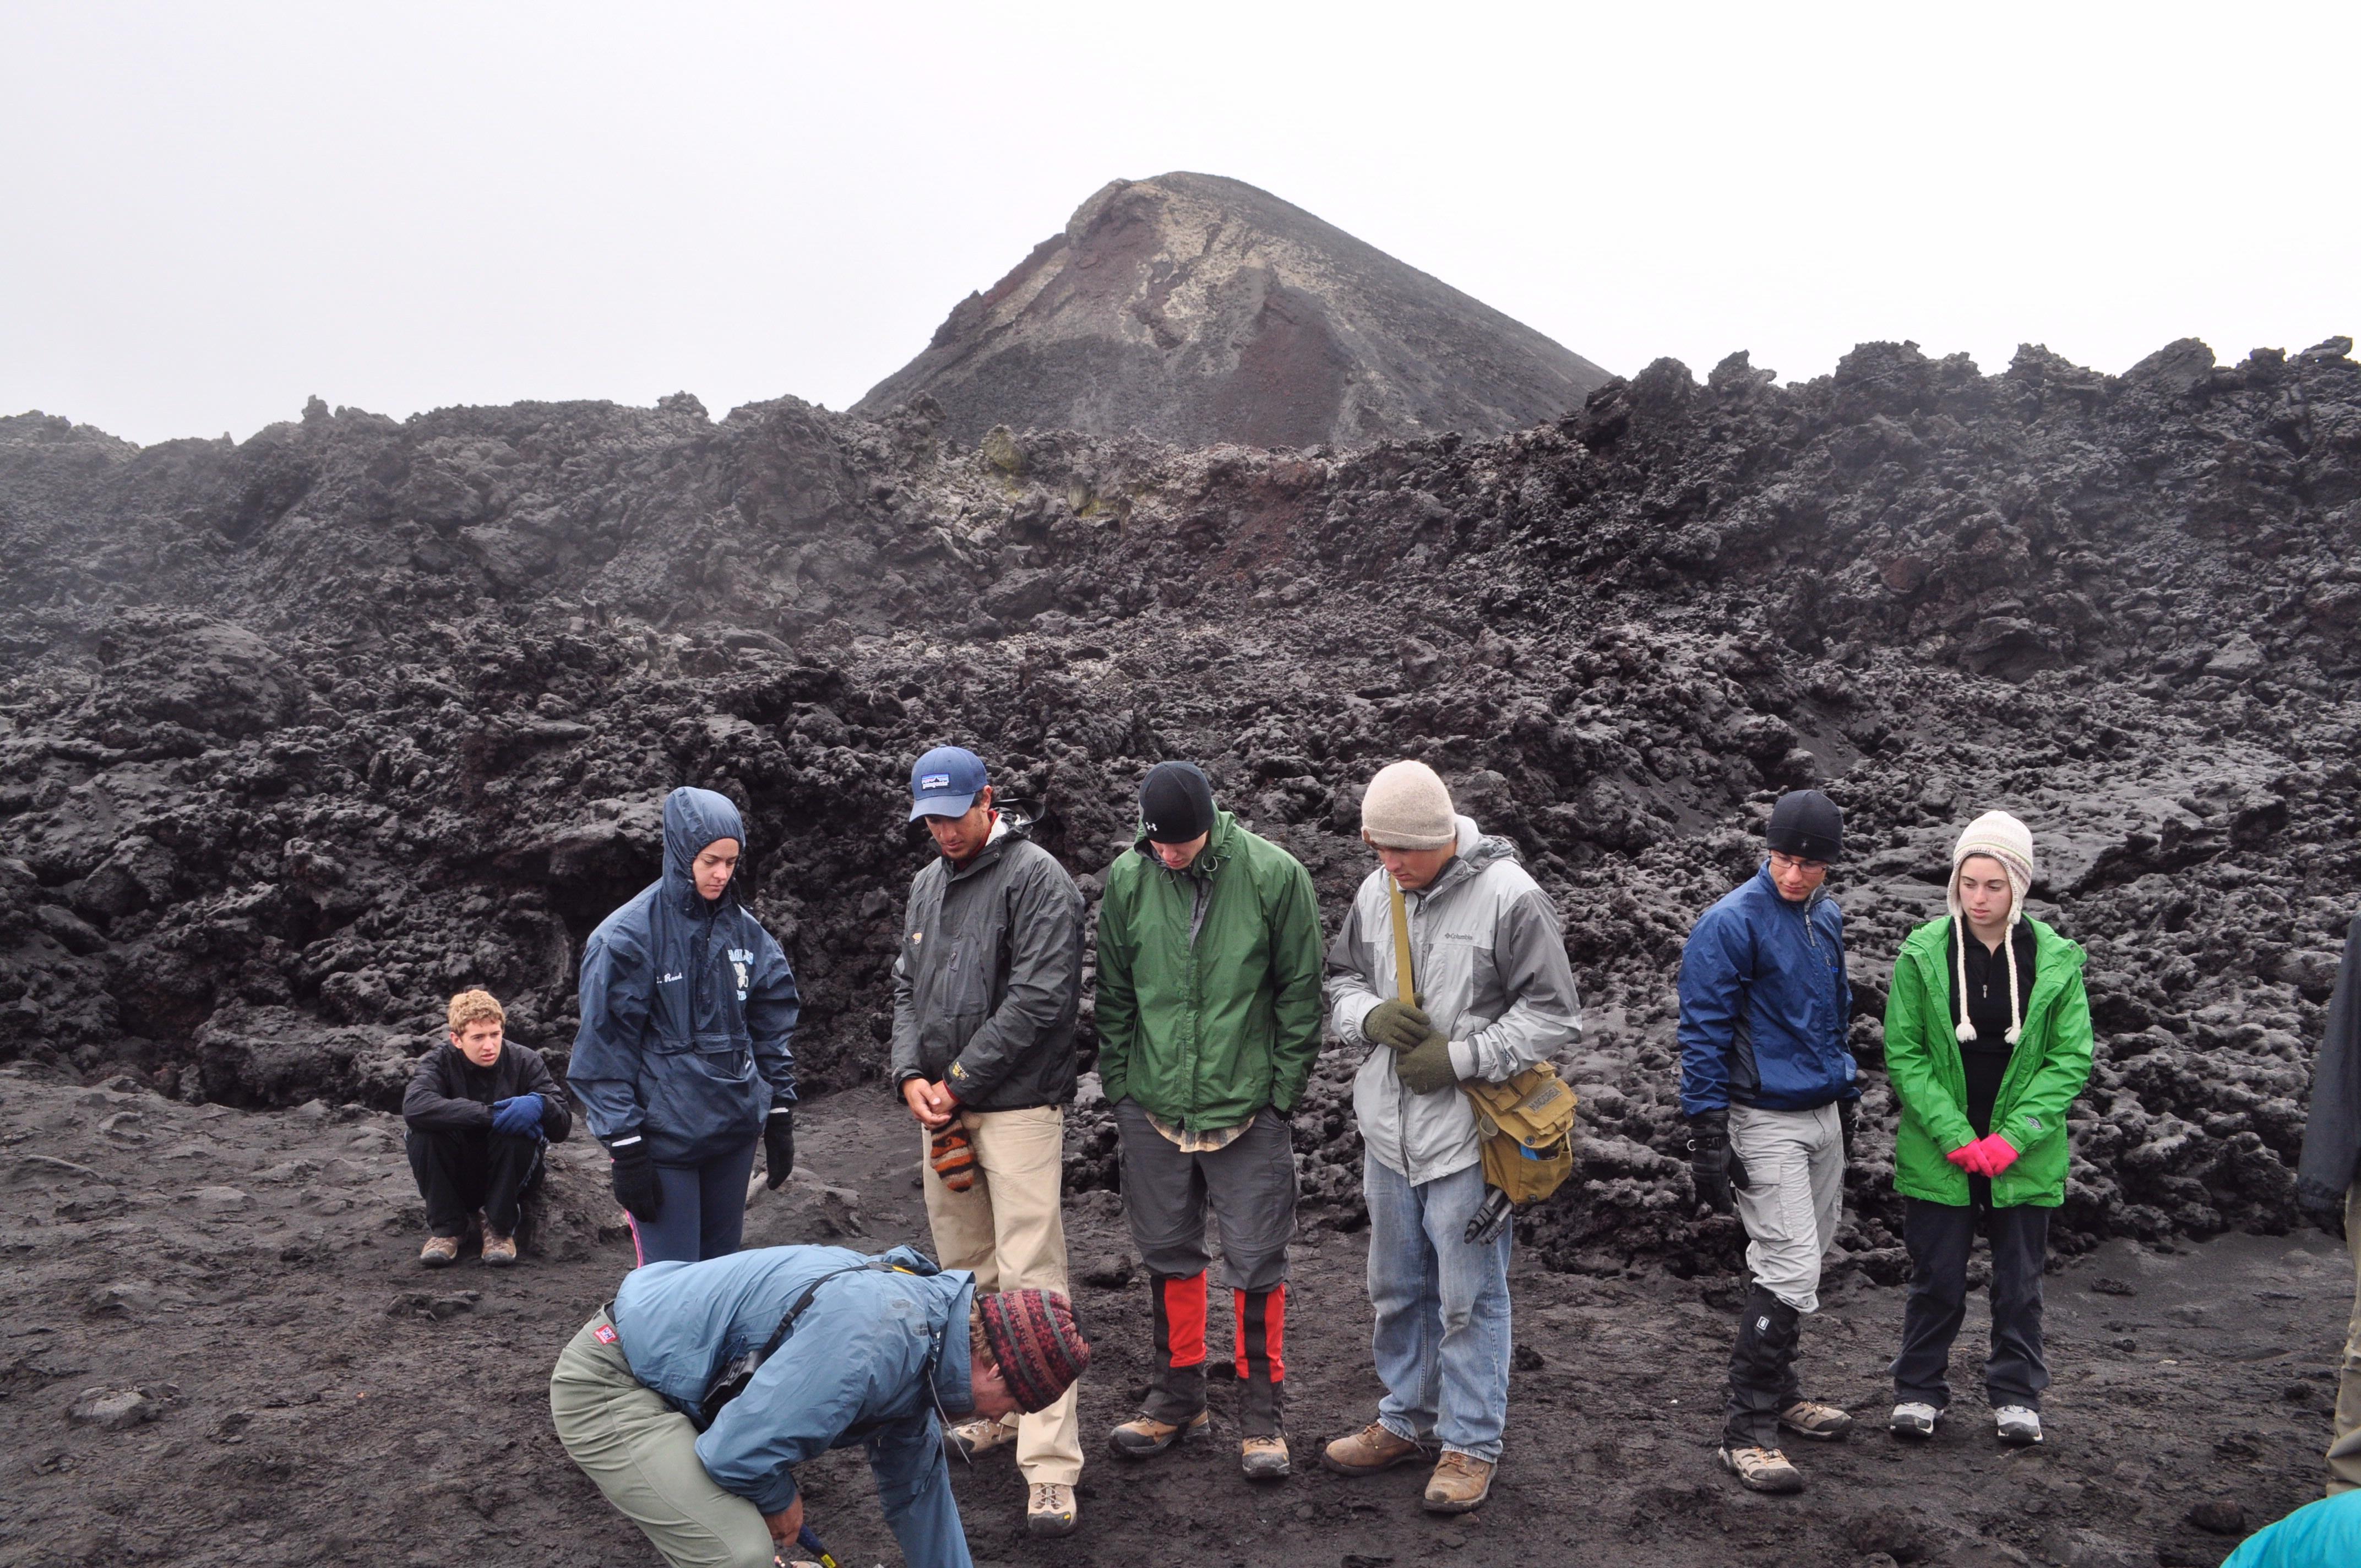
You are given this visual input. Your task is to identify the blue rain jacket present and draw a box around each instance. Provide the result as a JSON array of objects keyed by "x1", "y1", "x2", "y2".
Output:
[
  {"x1": 612, "y1": 1244, "x2": 977, "y2": 1568},
  {"x1": 2221, "y1": 1490, "x2": 2361, "y2": 1568},
  {"x1": 1678, "y1": 864, "x2": 1857, "y2": 1115},
  {"x1": 569, "y1": 788, "x2": 800, "y2": 1164}
]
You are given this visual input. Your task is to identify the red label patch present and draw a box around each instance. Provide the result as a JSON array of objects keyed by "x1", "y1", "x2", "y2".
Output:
[{"x1": 594, "y1": 1324, "x2": 618, "y2": 1344}]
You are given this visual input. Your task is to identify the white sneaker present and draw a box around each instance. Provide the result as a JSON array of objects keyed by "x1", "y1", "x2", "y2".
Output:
[
  {"x1": 1890, "y1": 1401, "x2": 1941, "y2": 1438},
  {"x1": 945, "y1": 1417, "x2": 1017, "y2": 1460},
  {"x1": 1026, "y1": 1481, "x2": 1078, "y2": 1537},
  {"x1": 1994, "y1": 1406, "x2": 2043, "y2": 1446}
]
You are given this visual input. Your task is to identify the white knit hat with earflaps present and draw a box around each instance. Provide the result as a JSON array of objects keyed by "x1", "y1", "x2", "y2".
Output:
[{"x1": 1947, "y1": 810, "x2": 2037, "y2": 1046}]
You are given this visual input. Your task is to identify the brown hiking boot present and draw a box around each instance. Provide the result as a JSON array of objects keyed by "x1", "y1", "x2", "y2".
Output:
[
  {"x1": 1719, "y1": 1444, "x2": 1805, "y2": 1493},
  {"x1": 1422, "y1": 1452, "x2": 1494, "y2": 1513},
  {"x1": 1321, "y1": 1422, "x2": 1427, "y2": 1476},
  {"x1": 1778, "y1": 1400, "x2": 1854, "y2": 1441},
  {"x1": 1108, "y1": 1409, "x2": 1208, "y2": 1459},
  {"x1": 418, "y1": 1235, "x2": 460, "y2": 1268},
  {"x1": 1026, "y1": 1482, "x2": 1077, "y2": 1537},
  {"x1": 1241, "y1": 1434, "x2": 1291, "y2": 1480},
  {"x1": 481, "y1": 1231, "x2": 518, "y2": 1267}
]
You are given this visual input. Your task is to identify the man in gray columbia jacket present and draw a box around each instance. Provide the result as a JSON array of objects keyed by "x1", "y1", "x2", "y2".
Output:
[
  {"x1": 1320, "y1": 761, "x2": 1581, "y2": 1515},
  {"x1": 890, "y1": 745, "x2": 1087, "y2": 1537}
]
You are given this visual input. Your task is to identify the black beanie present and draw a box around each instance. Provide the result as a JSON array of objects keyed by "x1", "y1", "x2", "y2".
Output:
[
  {"x1": 1766, "y1": 790, "x2": 1843, "y2": 862},
  {"x1": 1140, "y1": 762, "x2": 1216, "y2": 845}
]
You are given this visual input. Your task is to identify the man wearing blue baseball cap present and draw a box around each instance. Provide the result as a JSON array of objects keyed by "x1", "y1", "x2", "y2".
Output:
[{"x1": 890, "y1": 745, "x2": 1089, "y2": 1537}]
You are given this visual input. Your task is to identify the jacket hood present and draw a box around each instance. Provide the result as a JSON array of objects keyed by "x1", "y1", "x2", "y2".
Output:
[
  {"x1": 1420, "y1": 815, "x2": 1517, "y2": 897},
  {"x1": 665, "y1": 787, "x2": 747, "y2": 910}
]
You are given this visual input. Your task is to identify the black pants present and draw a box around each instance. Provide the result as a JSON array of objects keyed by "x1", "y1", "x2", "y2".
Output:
[
  {"x1": 1891, "y1": 1196, "x2": 2050, "y2": 1410},
  {"x1": 406, "y1": 1128, "x2": 543, "y2": 1238}
]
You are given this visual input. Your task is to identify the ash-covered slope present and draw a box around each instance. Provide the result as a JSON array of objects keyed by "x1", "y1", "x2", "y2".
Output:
[
  {"x1": 853, "y1": 172, "x2": 1612, "y2": 449},
  {"x1": 3, "y1": 331, "x2": 2359, "y2": 1278}
]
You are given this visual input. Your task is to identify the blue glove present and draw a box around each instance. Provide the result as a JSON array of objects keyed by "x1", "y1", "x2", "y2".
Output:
[{"x1": 491, "y1": 1094, "x2": 545, "y2": 1139}]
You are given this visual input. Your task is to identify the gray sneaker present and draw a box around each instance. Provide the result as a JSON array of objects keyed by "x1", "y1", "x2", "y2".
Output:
[
  {"x1": 1994, "y1": 1406, "x2": 2043, "y2": 1446},
  {"x1": 1889, "y1": 1401, "x2": 1940, "y2": 1439}
]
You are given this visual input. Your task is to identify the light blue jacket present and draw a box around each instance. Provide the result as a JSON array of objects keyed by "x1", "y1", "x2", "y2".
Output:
[
  {"x1": 570, "y1": 787, "x2": 801, "y2": 1164},
  {"x1": 1678, "y1": 864, "x2": 1857, "y2": 1115},
  {"x1": 612, "y1": 1243, "x2": 976, "y2": 1568}
]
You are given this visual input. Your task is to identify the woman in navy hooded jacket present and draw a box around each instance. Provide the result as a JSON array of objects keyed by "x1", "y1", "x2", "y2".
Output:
[{"x1": 571, "y1": 787, "x2": 801, "y2": 1264}]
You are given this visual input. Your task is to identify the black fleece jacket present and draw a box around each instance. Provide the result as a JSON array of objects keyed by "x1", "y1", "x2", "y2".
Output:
[
  {"x1": 404, "y1": 1042, "x2": 573, "y2": 1142},
  {"x1": 2297, "y1": 910, "x2": 2361, "y2": 1212}
]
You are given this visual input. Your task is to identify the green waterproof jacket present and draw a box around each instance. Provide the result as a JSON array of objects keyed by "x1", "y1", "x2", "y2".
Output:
[
  {"x1": 1095, "y1": 811, "x2": 1325, "y2": 1130},
  {"x1": 1884, "y1": 916, "x2": 2096, "y2": 1208}
]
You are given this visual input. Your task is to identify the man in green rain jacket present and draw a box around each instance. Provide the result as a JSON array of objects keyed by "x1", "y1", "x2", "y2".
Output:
[
  {"x1": 1095, "y1": 762, "x2": 1324, "y2": 1480},
  {"x1": 1883, "y1": 811, "x2": 2095, "y2": 1449}
]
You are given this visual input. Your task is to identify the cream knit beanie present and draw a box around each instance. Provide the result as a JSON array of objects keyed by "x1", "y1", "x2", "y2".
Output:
[
  {"x1": 1360, "y1": 761, "x2": 1456, "y2": 850},
  {"x1": 1947, "y1": 810, "x2": 2036, "y2": 1046}
]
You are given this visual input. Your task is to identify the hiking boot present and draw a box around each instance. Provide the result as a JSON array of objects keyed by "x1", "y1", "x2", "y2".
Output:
[
  {"x1": 1778, "y1": 1400, "x2": 1854, "y2": 1441},
  {"x1": 481, "y1": 1231, "x2": 518, "y2": 1267},
  {"x1": 1321, "y1": 1422, "x2": 1427, "y2": 1476},
  {"x1": 1718, "y1": 1444, "x2": 1805, "y2": 1494},
  {"x1": 1889, "y1": 1402, "x2": 1941, "y2": 1439},
  {"x1": 1422, "y1": 1452, "x2": 1494, "y2": 1513},
  {"x1": 946, "y1": 1417, "x2": 1017, "y2": 1461},
  {"x1": 418, "y1": 1235, "x2": 460, "y2": 1268},
  {"x1": 1241, "y1": 1434, "x2": 1291, "y2": 1480},
  {"x1": 1026, "y1": 1482, "x2": 1077, "y2": 1537},
  {"x1": 1994, "y1": 1406, "x2": 2043, "y2": 1446},
  {"x1": 1108, "y1": 1409, "x2": 1207, "y2": 1459}
]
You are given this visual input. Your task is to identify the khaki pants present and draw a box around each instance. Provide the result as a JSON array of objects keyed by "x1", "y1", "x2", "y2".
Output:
[
  {"x1": 921, "y1": 1104, "x2": 1081, "y2": 1485},
  {"x1": 1728, "y1": 1101, "x2": 1846, "y2": 1314},
  {"x1": 2331, "y1": 1184, "x2": 2361, "y2": 1494},
  {"x1": 549, "y1": 1313, "x2": 775, "y2": 1568}
]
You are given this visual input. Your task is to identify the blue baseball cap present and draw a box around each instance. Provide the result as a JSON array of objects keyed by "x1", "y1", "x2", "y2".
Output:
[{"x1": 909, "y1": 746, "x2": 989, "y2": 821}]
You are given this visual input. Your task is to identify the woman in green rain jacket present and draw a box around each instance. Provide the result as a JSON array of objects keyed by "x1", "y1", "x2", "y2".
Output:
[{"x1": 1882, "y1": 811, "x2": 2094, "y2": 1450}]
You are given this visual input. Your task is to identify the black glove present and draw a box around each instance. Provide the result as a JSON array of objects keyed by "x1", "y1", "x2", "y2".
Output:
[
  {"x1": 764, "y1": 1105, "x2": 796, "y2": 1190},
  {"x1": 610, "y1": 1139, "x2": 661, "y2": 1221},
  {"x1": 1364, "y1": 999, "x2": 1433, "y2": 1052},
  {"x1": 1838, "y1": 1098, "x2": 1858, "y2": 1161},
  {"x1": 2299, "y1": 1182, "x2": 2347, "y2": 1241},
  {"x1": 1396, "y1": 1031, "x2": 1461, "y2": 1095},
  {"x1": 1685, "y1": 1110, "x2": 1751, "y2": 1215}
]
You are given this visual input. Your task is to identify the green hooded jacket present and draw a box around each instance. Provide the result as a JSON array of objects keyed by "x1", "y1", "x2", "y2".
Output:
[
  {"x1": 1094, "y1": 810, "x2": 1324, "y2": 1130},
  {"x1": 1884, "y1": 915, "x2": 2095, "y2": 1208}
]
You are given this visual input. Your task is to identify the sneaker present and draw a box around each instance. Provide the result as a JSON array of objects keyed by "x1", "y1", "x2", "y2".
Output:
[
  {"x1": 481, "y1": 1232, "x2": 518, "y2": 1267},
  {"x1": 1108, "y1": 1409, "x2": 1208, "y2": 1459},
  {"x1": 1321, "y1": 1421, "x2": 1428, "y2": 1476},
  {"x1": 1718, "y1": 1444, "x2": 1805, "y2": 1494},
  {"x1": 1026, "y1": 1482, "x2": 1077, "y2": 1537},
  {"x1": 1778, "y1": 1400, "x2": 1854, "y2": 1441},
  {"x1": 1994, "y1": 1406, "x2": 2043, "y2": 1446},
  {"x1": 1422, "y1": 1452, "x2": 1494, "y2": 1513},
  {"x1": 418, "y1": 1235, "x2": 460, "y2": 1268},
  {"x1": 1241, "y1": 1434, "x2": 1291, "y2": 1480},
  {"x1": 946, "y1": 1417, "x2": 1017, "y2": 1460},
  {"x1": 1889, "y1": 1401, "x2": 1941, "y2": 1439}
]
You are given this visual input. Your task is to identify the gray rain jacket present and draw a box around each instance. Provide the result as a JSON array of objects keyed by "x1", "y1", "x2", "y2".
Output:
[
  {"x1": 890, "y1": 814, "x2": 1085, "y2": 1112},
  {"x1": 1326, "y1": 815, "x2": 1584, "y2": 1184},
  {"x1": 2298, "y1": 908, "x2": 2361, "y2": 1213}
]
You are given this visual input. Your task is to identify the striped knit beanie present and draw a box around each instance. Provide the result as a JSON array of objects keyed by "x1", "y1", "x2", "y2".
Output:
[
  {"x1": 977, "y1": 1288, "x2": 1090, "y2": 1413},
  {"x1": 1947, "y1": 810, "x2": 2036, "y2": 1046}
]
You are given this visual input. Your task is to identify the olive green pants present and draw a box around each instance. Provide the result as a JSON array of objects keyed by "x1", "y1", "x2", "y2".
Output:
[
  {"x1": 550, "y1": 1311, "x2": 776, "y2": 1568},
  {"x1": 2332, "y1": 1185, "x2": 2361, "y2": 1495}
]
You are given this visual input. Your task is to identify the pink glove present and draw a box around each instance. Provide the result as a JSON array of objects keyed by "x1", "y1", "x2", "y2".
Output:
[
  {"x1": 1946, "y1": 1143, "x2": 1977, "y2": 1170},
  {"x1": 1974, "y1": 1134, "x2": 2019, "y2": 1175}
]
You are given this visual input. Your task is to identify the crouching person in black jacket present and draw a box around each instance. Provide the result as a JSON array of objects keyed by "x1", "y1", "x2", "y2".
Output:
[{"x1": 405, "y1": 989, "x2": 571, "y2": 1267}]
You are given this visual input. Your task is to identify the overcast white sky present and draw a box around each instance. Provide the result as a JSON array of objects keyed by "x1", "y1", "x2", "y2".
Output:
[{"x1": 2, "y1": 2, "x2": 2353, "y2": 447}]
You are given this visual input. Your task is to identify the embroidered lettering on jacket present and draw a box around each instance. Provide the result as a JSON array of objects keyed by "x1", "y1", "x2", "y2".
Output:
[{"x1": 728, "y1": 948, "x2": 753, "y2": 1002}]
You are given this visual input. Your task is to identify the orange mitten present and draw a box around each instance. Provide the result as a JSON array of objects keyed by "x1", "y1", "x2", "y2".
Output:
[{"x1": 929, "y1": 1126, "x2": 977, "y2": 1192}]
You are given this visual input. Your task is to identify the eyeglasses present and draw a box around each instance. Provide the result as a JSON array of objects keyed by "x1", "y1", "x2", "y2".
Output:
[{"x1": 1768, "y1": 851, "x2": 1828, "y2": 875}]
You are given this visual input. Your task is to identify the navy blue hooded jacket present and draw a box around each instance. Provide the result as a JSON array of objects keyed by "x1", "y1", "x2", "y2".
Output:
[
  {"x1": 1678, "y1": 863, "x2": 1858, "y2": 1115},
  {"x1": 569, "y1": 788, "x2": 799, "y2": 1164},
  {"x1": 610, "y1": 1243, "x2": 976, "y2": 1568}
]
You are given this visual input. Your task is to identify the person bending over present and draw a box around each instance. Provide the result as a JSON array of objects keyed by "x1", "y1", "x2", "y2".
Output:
[
  {"x1": 551, "y1": 1243, "x2": 1089, "y2": 1568},
  {"x1": 403, "y1": 988, "x2": 570, "y2": 1267}
]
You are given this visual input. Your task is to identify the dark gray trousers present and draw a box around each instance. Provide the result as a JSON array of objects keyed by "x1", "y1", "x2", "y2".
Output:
[
  {"x1": 1891, "y1": 1196, "x2": 2051, "y2": 1410},
  {"x1": 1112, "y1": 1099, "x2": 1296, "y2": 1290}
]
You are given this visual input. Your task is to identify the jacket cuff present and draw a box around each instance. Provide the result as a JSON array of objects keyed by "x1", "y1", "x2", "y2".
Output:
[
  {"x1": 607, "y1": 1131, "x2": 645, "y2": 1152},
  {"x1": 743, "y1": 1469, "x2": 799, "y2": 1517},
  {"x1": 1335, "y1": 992, "x2": 1380, "y2": 1045},
  {"x1": 1447, "y1": 1038, "x2": 1478, "y2": 1080}
]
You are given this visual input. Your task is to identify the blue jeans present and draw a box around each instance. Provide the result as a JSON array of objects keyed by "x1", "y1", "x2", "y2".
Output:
[
  {"x1": 628, "y1": 1137, "x2": 759, "y2": 1266},
  {"x1": 1364, "y1": 1155, "x2": 1512, "y2": 1461}
]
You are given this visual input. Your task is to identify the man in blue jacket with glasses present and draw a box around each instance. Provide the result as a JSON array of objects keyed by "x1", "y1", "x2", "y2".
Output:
[
  {"x1": 1678, "y1": 789, "x2": 1861, "y2": 1495},
  {"x1": 551, "y1": 1243, "x2": 1090, "y2": 1568}
]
